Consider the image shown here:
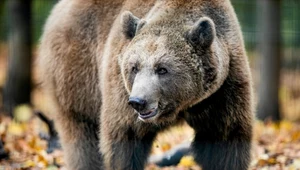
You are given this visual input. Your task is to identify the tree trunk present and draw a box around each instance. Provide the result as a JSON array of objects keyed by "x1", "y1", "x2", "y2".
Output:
[
  {"x1": 0, "y1": 0, "x2": 4, "y2": 112},
  {"x1": 0, "y1": 1, "x2": 4, "y2": 16},
  {"x1": 257, "y1": 0, "x2": 281, "y2": 121},
  {"x1": 3, "y1": 0, "x2": 32, "y2": 116}
]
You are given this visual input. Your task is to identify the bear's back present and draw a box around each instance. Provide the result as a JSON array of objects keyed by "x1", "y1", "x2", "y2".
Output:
[{"x1": 38, "y1": 0, "x2": 126, "y2": 118}]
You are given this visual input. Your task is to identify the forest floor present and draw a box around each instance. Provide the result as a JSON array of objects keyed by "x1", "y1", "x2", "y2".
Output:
[{"x1": 0, "y1": 107, "x2": 300, "y2": 170}]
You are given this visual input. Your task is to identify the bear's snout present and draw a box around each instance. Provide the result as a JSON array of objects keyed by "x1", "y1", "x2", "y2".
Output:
[{"x1": 128, "y1": 97, "x2": 147, "y2": 112}]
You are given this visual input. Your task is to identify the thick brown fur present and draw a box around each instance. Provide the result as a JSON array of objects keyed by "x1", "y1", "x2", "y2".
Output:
[{"x1": 39, "y1": 0, "x2": 254, "y2": 170}]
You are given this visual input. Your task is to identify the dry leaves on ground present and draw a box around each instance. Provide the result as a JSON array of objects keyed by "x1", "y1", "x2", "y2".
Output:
[{"x1": 0, "y1": 105, "x2": 300, "y2": 170}]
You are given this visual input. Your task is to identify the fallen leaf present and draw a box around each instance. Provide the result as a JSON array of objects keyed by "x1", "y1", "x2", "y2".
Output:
[
  {"x1": 13, "y1": 104, "x2": 33, "y2": 122},
  {"x1": 178, "y1": 156, "x2": 196, "y2": 167}
]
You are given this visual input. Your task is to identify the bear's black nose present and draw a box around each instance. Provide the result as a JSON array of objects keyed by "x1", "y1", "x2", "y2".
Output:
[{"x1": 128, "y1": 97, "x2": 146, "y2": 112}]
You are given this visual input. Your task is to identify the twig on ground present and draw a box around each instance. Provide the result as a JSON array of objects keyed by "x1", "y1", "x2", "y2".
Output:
[{"x1": 35, "y1": 111, "x2": 61, "y2": 153}]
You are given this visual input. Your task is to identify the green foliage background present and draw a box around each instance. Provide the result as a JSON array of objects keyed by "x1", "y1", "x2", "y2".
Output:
[{"x1": 0, "y1": 0, "x2": 56, "y2": 43}]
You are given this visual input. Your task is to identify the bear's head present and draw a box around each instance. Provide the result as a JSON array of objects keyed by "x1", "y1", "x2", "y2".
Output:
[{"x1": 120, "y1": 10, "x2": 229, "y2": 124}]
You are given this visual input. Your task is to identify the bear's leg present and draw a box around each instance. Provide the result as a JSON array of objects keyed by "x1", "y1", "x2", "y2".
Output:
[
  {"x1": 185, "y1": 79, "x2": 253, "y2": 170},
  {"x1": 56, "y1": 115, "x2": 102, "y2": 170},
  {"x1": 191, "y1": 132, "x2": 251, "y2": 170},
  {"x1": 100, "y1": 124, "x2": 157, "y2": 170}
]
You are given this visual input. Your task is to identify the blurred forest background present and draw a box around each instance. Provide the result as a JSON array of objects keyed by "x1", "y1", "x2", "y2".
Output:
[{"x1": 0, "y1": 0, "x2": 300, "y2": 169}]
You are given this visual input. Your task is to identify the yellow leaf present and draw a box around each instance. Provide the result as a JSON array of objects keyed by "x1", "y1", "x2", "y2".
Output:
[
  {"x1": 179, "y1": 156, "x2": 196, "y2": 167},
  {"x1": 34, "y1": 152, "x2": 48, "y2": 168},
  {"x1": 280, "y1": 120, "x2": 292, "y2": 131},
  {"x1": 54, "y1": 157, "x2": 64, "y2": 165},
  {"x1": 13, "y1": 104, "x2": 33, "y2": 122},
  {"x1": 161, "y1": 143, "x2": 171, "y2": 152},
  {"x1": 7, "y1": 121, "x2": 24, "y2": 136},
  {"x1": 268, "y1": 122, "x2": 280, "y2": 131},
  {"x1": 267, "y1": 158, "x2": 277, "y2": 165},
  {"x1": 23, "y1": 160, "x2": 35, "y2": 168},
  {"x1": 291, "y1": 131, "x2": 300, "y2": 142},
  {"x1": 257, "y1": 159, "x2": 268, "y2": 167}
]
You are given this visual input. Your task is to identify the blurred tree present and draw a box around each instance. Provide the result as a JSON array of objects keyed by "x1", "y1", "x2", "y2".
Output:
[
  {"x1": 257, "y1": 0, "x2": 281, "y2": 121},
  {"x1": 3, "y1": 0, "x2": 32, "y2": 116},
  {"x1": 0, "y1": 0, "x2": 9, "y2": 160},
  {"x1": 0, "y1": 1, "x2": 5, "y2": 110},
  {"x1": 0, "y1": 1, "x2": 4, "y2": 16}
]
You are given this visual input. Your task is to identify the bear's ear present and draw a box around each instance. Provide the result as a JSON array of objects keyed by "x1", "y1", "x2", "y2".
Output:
[
  {"x1": 187, "y1": 17, "x2": 216, "y2": 48},
  {"x1": 121, "y1": 11, "x2": 142, "y2": 39}
]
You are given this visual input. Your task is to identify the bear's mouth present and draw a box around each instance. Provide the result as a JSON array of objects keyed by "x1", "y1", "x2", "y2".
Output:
[{"x1": 138, "y1": 109, "x2": 157, "y2": 120}]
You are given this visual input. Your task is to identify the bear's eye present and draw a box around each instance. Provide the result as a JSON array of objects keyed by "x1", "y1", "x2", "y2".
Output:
[
  {"x1": 156, "y1": 67, "x2": 168, "y2": 75},
  {"x1": 132, "y1": 66, "x2": 138, "y2": 74}
]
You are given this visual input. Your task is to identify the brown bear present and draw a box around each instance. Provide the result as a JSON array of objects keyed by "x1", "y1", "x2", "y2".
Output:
[{"x1": 39, "y1": 0, "x2": 254, "y2": 170}]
